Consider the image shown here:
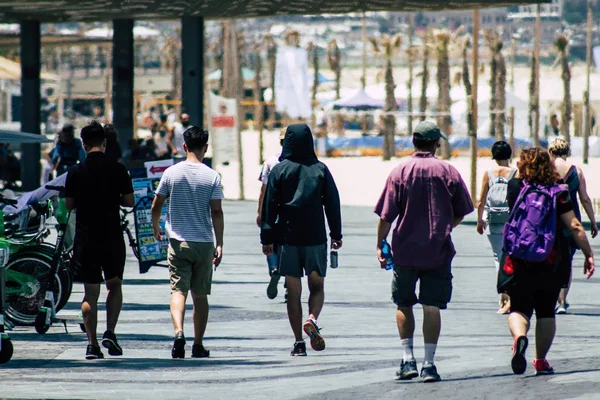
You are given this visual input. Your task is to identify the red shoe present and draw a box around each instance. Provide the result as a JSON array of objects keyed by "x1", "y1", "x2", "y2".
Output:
[
  {"x1": 533, "y1": 359, "x2": 555, "y2": 376},
  {"x1": 303, "y1": 319, "x2": 325, "y2": 351}
]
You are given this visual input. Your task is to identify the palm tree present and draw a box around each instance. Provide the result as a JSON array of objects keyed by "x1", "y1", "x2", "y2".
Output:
[
  {"x1": 485, "y1": 31, "x2": 498, "y2": 138},
  {"x1": 460, "y1": 35, "x2": 475, "y2": 136},
  {"x1": 162, "y1": 30, "x2": 182, "y2": 115},
  {"x1": 528, "y1": 51, "x2": 536, "y2": 138},
  {"x1": 433, "y1": 29, "x2": 452, "y2": 159},
  {"x1": 556, "y1": 34, "x2": 572, "y2": 144},
  {"x1": 307, "y1": 42, "x2": 320, "y2": 101},
  {"x1": 419, "y1": 35, "x2": 431, "y2": 122},
  {"x1": 370, "y1": 34, "x2": 403, "y2": 160},
  {"x1": 327, "y1": 39, "x2": 342, "y2": 100},
  {"x1": 253, "y1": 42, "x2": 265, "y2": 164},
  {"x1": 485, "y1": 31, "x2": 507, "y2": 140},
  {"x1": 264, "y1": 34, "x2": 277, "y2": 129}
]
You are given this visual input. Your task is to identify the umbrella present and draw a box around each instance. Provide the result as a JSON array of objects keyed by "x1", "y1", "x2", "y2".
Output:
[{"x1": 0, "y1": 130, "x2": 52, "y2": 143}]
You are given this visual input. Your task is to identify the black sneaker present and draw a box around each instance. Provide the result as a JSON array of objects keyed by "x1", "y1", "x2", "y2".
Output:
[
  {"x1": 85, "y1": 344, "x2": 104, "y2": 360},
  {"x1": 394, "y1": 360, "x2": 419, "y2": 381},
  {"x1": 420, "y1": 364, "x2": 441, "y2": 383},
  {"x1": 290, "y1": 341, "x2": 307, "y2": 356},
  {"x1": 192, "y1": 344, "x2": 210, "y2": 358},
  {"x1": 101, "y1": 330, "x2": 123, "y2": 356},
  {"x1": 303, "y1": 319, "x2": 325, "y2": 351},
  {"x1": 511, "y1": 336, "x2": 528, "y2": 375},
  {"x1": 267, "y1": 271, "x2": 281, "y2": 300},
  {"x1": 172, "y1": 331, "x2": 186, "y2": 359}
]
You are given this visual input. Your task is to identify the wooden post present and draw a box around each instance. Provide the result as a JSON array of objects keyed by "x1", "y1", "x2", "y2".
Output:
[
  {"x1": 105, "y1": 68, "x2": 112, "y2": 123},
  {"x1": 407, "y1": 12, "x2": 414, "y2": 136},
  {"x1": 574, "y1": 102, "x2": 583, "y2": 137},
  {"x1": 584, "y1": 0, "x2": 593, "y2": 164},
  {"x1": 533, "y1": 4, "x2": 541, "y2": 147},
  {"x1": 471, "y1": 10, "x2": 480, "y2": 205},
  {"x1": 509, "y1": 107, "x2": 515, "y2": 154},
  {"x1": 510, "y1": 25, "x2": 516, "y2": 93},
  {"x1": 361, "y1": 11, "x2": 367, "y2": 89},
  {"x1": 133, "y1": 93, "x2": 139, "y2": 138}
]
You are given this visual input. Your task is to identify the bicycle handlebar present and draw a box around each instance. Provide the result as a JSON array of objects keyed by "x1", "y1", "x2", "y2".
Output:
[
  {"x1": 45, "y1": 185, "x2": 65, "y2": 192},
  {"x1": 0, "y1": 194, "x2": 18, "y2": 206},
  {"x1": 121, "y1": 196, "x2": 154, "y2": 215}
]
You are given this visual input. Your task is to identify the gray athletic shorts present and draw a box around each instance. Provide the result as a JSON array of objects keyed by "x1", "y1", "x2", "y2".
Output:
[{"x1": 278, "y1": 244, "x2": 328, "y2": 278}]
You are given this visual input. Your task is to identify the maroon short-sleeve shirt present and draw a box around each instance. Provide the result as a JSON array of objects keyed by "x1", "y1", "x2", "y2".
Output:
[{"x1": 374, "y1": 152, "x2": 474, "y2": 270}]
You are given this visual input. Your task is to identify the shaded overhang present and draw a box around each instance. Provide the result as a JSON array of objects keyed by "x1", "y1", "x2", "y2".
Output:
[{"x1": 0, "y1": 1, "x2": 551, "y2": 23}]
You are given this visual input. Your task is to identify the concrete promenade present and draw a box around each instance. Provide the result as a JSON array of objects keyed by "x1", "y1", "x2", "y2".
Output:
[{"x1": 2, "y1": 201, "x2": 600, "y2": 399}]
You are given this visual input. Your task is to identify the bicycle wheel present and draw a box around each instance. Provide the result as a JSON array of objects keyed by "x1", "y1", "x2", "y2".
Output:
[
  {"x1": 4, "y1": 251, "x2": 63, "y2": 326},
  {"x1": 23, "y1": 244, "x2": 72, "y2": 312}
]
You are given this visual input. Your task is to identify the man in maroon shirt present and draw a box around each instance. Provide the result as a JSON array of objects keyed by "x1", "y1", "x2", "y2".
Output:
[{"x1": 374, "y1": 121, "x2": 473, "y2": 382}]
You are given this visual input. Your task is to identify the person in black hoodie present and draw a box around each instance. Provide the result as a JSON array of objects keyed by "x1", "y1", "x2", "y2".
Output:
[{"x1": 261, "y1": 123, "x2": 343, "y2": 357}]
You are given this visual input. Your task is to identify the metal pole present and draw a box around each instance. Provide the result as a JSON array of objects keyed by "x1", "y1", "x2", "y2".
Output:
[
  {"x1": 509, "y1": 106, "x2": 515, "y2": 155},
  {"x1": 584, "y1": 0, "x2": 593, "y2": 164},
  {"x1": 407, "y1": 12, "x2": 414, "y2": 136},
  {"x1": 361, "y1": 11, "x2": 367, "y2": 89},
  {"x1": 470, "y1": 10, "x2": 480, "y2": 205},
  {"x1": 533, "y1": 4, "x2": 541, "y2": 147},
  {"x1": 510, "y1": 25, "x2": 516, "y2": 93}
]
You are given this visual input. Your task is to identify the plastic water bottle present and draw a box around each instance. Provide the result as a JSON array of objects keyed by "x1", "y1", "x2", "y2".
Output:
[
  {"x1": 380, "y1": 240, "x2": 394, "y2": 271},
  {"x1": 330, "y1": 250, "x2": 339, "y2": 269}
]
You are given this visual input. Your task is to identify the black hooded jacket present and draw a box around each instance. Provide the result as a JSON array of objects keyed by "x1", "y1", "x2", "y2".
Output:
[{"x1": 260, "y1": 124, "x2": 342, "y2": 246}]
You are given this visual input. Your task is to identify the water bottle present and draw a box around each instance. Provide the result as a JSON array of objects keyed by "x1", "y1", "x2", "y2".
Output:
[
  {"x1": 330, "y1": 250, "x2": 339, "y2": 269},
  {"x1": 380, "y1": 240, "x2": 394, "y2": 271}
]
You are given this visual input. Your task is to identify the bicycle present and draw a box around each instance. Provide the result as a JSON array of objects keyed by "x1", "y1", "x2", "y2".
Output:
[
  {"x1": 34, "y1": 185, "x2": 80, "y2": 334},
  {"x1": 0, "y1": 195, "x2": 17, "y2": 364},
  {"x1": 2, "y1": 194, "x2": 72, "y2": 328}
]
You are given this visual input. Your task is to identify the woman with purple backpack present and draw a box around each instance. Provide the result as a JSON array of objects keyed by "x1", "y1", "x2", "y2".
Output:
[
  {"x1": 500, "y1": 148, "x2": 595, "y2": 376},
  {"x1": 549, "y1": 139, "x2": 598, "y2": 314}
]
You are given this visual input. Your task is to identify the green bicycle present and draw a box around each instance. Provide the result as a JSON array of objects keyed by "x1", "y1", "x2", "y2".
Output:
[{"x1": 2, "y1": 197, "x2": 70, "y2": 327}]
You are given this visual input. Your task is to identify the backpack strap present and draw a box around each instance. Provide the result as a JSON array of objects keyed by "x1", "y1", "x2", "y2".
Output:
[
  {"x1": 487, "y1": 169, "x2": 496, "y2": 186},
  {"x1": 508, "y1": 168, "x2": 518, "y2": 181}
]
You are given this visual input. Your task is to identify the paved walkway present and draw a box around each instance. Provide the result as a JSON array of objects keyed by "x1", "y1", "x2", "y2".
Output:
[{"x1": 2, "y1": 201, "x2": 600, "y2": 399}]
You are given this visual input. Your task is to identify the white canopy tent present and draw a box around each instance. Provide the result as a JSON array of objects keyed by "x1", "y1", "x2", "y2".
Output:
[{"x1": 451, "y1": 89, "x2": 548, "y2": 138}]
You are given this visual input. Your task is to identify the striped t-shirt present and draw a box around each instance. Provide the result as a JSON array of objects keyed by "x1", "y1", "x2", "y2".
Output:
[{"x1": 156, "y1": 161, "x2": 224, "y2": 243}]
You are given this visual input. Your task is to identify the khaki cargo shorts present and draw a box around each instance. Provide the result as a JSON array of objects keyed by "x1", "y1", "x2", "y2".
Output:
[{"x1": 168, "y1": 239, "x2": 214, "y2": 295}]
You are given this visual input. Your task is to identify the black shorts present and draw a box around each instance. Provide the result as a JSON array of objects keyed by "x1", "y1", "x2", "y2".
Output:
[
  {"x1": 278, "y1": 244, "x2": 327, "y2": 278},
  {"x1": 392, "y1": 265, "x2": 453, "y2": 309},
  {"x1": 509, "y1": 266, "x2": 561, "y2": 320},
  {"x1": 73, "y1": 237, "x2": 126, "y2": 284}
]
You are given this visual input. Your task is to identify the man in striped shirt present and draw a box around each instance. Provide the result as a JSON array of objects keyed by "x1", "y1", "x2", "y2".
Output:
[{"x1": 152, "y1": 126, "x2": 224, "y2": 359}]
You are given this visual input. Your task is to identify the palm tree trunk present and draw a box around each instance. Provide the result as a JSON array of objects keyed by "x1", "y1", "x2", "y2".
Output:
[
  {"x1": 420, "y1": 46, "x2": 430, "y2": 122},
  {"x1": 383, "y1": 59, "x2": 397, "y2": 160},
  {"x1": 312, "y1": 45, "x2": 319, "y2": 101},
  {"x1": 489, "y1": 50, "x2": 497, "y2": 138},
  {"x1": 267, "y1": 39, "x2": 277, "y2": 130},
  {"x1": 437, "y1": 43, "x2": 451, "y2": 159},
  {"x1": 462, "y1": 43, "x2": 474, "y2": 136},
  {"x1": 255, "y1": 50, "x2": 265, "y2": 164},
  {"x1": 561, "y1": 51, "x2": 572, "y2": 143},
  {"x1": 495, "y1": 50, "x2": 507, "y2": 141},
  {"x1": 528, "y1": 55, "x2": 536, "y2": 138}
]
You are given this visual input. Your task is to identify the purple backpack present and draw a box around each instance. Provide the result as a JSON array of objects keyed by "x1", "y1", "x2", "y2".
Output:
[{"x1": 502, "y1": 183, "x2": 563, "y2": 263}]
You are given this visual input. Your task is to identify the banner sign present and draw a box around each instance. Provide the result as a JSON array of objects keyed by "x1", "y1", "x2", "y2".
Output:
[
  {"x1": 325, "y1": 136, "x2": 549, "y2": 158},
  {"x1": 132, "y1": 178, "x2": 168, "y2": 274},
  {"x1": 209, "y1": 92, "x2": 238, "y2": 166}
]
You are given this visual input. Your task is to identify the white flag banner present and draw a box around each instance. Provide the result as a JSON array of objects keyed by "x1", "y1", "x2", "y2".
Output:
[
  {"x1": 275, "y1": 45, "x2": 311, "y2": 119},
  {"x1": 209, "y1": 92, "x2": 238, "y2": 165},
  {"x1": 594, "y1": 47, "x2": 600, "y2": 79}
]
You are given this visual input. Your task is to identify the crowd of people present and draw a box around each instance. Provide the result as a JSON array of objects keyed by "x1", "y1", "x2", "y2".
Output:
[{"x1": 56, "y1": 117, "x2": 596, "y2": 384}]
